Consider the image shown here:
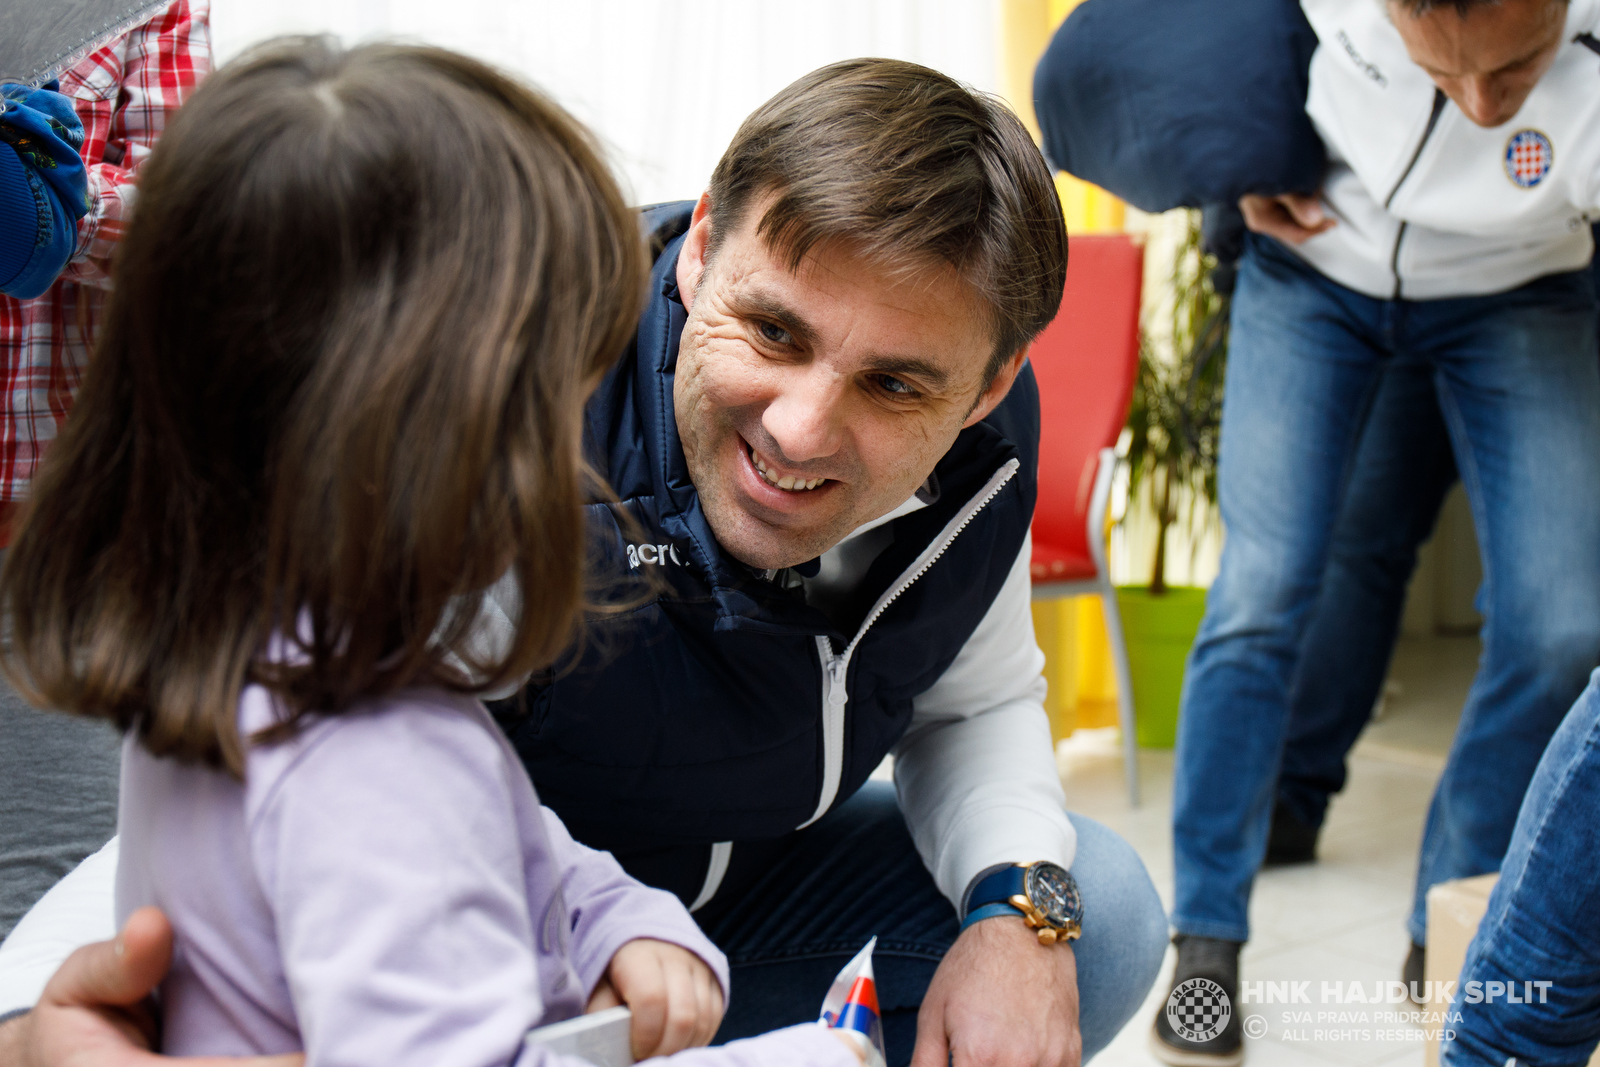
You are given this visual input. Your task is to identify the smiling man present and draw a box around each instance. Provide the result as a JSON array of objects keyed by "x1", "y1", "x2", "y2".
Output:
[
  {"x1": 1156, "y1": 0, "x2": 1600, "y2": 1063},
  {"x1": 671, "y1": 188, "x2": 1000, "y2": 572},
  {"x1": 503, "y1": 60, "x2": 1168, "y2": 1067},
  {"x1": 0, "y1": 59, "x2": 1168, "y2": 1067}
]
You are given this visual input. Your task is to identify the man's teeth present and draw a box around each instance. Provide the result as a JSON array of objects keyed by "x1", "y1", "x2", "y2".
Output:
[{"x1": 750, "y1": 447, "x2": 825, "y2": 491}]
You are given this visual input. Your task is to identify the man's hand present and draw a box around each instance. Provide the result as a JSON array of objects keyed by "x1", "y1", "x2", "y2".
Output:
[
  {"x1": 0, "y1": 907, "x2": 302, "y2": 1067},
  {"x1": 911, "y1": 917, "x2": 1081, "y2": 1067},
  {"x1": 1238, "y1": 192, "x2": 1336, "y2": 246},
  {"x1": 585, "y1": 938, "x2": 724, "y2": 1060}
]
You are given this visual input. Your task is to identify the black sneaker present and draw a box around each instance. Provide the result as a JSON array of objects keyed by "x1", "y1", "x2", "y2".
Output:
[
  {"x1": 1404, "y1": 941, "x2": 1427, "y2": 1004},
  {"x1": 1263, "y1": 798, "x2": 1319, "y2": 866},
  {"x1": 1150, "y1": 935, "x2": 1244, "y2": 1066}
]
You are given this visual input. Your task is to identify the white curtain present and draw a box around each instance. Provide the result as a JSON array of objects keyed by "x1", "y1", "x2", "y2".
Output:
[{"x1": 210, "y1": 0, "x2": 1000, "y2": 206}]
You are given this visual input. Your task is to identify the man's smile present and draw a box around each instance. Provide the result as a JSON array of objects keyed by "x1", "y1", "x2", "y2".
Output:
[
  {"x1": 733, "y1": 435, "x2": 842, "y2": 522},
  {"x1": 745, "y1": 440, "x2": 829, "y2": 492}
]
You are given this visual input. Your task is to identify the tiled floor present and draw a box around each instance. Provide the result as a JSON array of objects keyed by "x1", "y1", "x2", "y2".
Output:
[{"x1": 1067, "y1": 636, "x2": 1479, "y2": 1066}]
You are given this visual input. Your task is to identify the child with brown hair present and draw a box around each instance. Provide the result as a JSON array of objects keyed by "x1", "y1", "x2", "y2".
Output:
[{"x1": 0, "y1": 37, "x2": 859, "y2": 1067}]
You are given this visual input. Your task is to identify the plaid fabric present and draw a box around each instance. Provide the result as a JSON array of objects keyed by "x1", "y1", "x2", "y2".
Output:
[{"x1": 0, "y1": 0, "x2": 210, "y2": 512}]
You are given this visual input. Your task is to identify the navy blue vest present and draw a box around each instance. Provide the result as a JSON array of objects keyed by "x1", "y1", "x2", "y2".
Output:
[{"x1": 497, "y1": 202, "x2": 1040, "y2": 906}]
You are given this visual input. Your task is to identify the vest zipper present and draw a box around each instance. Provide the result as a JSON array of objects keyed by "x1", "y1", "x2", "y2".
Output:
[
  {"x1": 687, "y1": 841, "x2": 731, "y2": 913},
  {"x1": 1385, "y1": 88, "x2": 1446, "y2": 300},
  {"x1": 797, "y1": 457, "x2": 1022, "y2": 830}
]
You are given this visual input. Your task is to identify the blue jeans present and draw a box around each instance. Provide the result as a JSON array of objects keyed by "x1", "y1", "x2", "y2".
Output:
[
  {"x1": 1173, "y1": 234, "x2": 1600, "y2": 945},
  {"x1": 1276, "y1": 360, "x2": 1458, "y2": 830},
  {"x1": 1442, "y1": 670, "x2": 1600, "y2": 1067},
  {"x1": 1278, "y1": 235, "x2": 1600, "y2": 832},
  {"x1": 697, "y1": 782, "x2": 1168, "y2": 1066}
]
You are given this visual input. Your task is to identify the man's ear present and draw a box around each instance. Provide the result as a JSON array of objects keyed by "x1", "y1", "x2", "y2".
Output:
[
  {"x1": 675, "y1": 192, "x2": 715, "y2": 308},
  {"x1": 961, "y1": 347, "x2": 1029, "y2": 429}
]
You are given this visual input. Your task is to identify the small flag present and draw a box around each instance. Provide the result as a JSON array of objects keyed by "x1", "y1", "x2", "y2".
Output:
[{"x1": 819, "y1": 936, "x2": 887, "y2": 1067}]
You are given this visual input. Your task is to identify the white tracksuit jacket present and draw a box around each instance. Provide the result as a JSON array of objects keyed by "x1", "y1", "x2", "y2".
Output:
[{"x1": 1296, "y1": 0, "x2": 1600, "y2": 300}]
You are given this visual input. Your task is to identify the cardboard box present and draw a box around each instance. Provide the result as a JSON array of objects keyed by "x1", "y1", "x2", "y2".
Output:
[
  {"x1": 1423, "y1": 874, "x2": 1496, "y2": 1067},
  {"x1": 1423, "y1": 873, "x2": 1599, "y2": 1067}
]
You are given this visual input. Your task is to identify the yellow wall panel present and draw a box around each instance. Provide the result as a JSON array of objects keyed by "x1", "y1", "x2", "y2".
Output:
[
  {"x1": 1057, "y1": 172, "x2": 1126, "y2": 236},
  {"x1": 1032, "y1": 599, "x2": 1078, "y2": 741},
  {"x1": 998, "y1": 0, "x2": 1050, "y2": 138},
  {"x1": 1011, "y1": 0, "x2": 1128, "y2": 741},
  {"x1": 1049, "y1": 0, "x2": 1085, "y2": 24},
  {"x1": 1034, "y1": 596, "x2": 1124, "y2": 743},
  {"x1": 1074, "y1": 597, "x2": 1122, "y2": 730}
]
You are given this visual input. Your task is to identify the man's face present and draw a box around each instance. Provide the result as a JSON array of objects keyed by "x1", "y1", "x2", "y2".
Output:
[
  {"x1": 1388, "y1": 0, "x2": 1567, "y2": 128},
  {"x1": 672, "y1": 193, "x2": 1024, "y2": 571}
]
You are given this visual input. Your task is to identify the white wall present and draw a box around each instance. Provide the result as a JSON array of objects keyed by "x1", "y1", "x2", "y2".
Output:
[{"x1": 209, "y1": 0, "x2": 1000, "y2": 207}]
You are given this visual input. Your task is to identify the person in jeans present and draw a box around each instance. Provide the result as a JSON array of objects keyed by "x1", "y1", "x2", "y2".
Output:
[
  {"x1": 1271, "y1": 229, "x2": 1600, "y2": 864},
  {"x1": 1233, "y1": 244, "x2": 1596, "y2": 881},
  {"x1": 1156, "y1": 0, "x2": 1600, "y2": 1063},
  {"x1": 1441, "y1": 669, "x2": 1600, "y2": 1067}
]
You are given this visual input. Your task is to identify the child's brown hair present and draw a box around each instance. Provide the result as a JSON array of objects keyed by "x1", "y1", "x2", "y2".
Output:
[{"x1": 0, "y1": 38, "x2": 646, "y2": 773}]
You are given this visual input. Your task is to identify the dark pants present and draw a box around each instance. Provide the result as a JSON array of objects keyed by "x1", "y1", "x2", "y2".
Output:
[{"x1": 695, "y1": 782, "x2": 1168, "y2": 1066}]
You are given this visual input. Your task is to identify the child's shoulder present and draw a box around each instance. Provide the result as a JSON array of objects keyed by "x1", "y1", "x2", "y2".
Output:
[{"x1": 238, "y1": 685, "x2": 522, "y2": 827}]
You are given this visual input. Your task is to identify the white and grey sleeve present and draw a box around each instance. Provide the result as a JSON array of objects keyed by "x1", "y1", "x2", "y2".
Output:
[{"x1": 891, "y1": 533, "x2": 1076, "y2": 909}]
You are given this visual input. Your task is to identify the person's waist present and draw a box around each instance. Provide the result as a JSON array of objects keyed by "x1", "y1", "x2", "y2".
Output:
[{"x1": 1282, "y1": 213, "x2": 1594, "y2": 301}]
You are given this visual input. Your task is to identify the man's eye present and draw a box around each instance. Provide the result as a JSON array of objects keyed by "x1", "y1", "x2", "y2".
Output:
[
  {"x1": 758, "y1": 322, "x2": 793, "y2": 345},
  {"x1": 876, "y1": 375, "x2": 918, "y2": 397}
]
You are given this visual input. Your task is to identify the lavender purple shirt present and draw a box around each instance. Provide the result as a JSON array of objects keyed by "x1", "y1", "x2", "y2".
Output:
[{"x1": 115, "y1": 685, "x2": 853, "y2": 1067}]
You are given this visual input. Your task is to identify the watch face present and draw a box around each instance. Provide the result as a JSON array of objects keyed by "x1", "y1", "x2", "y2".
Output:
[{"x1": 1026, "y1": 863, "x2": 1081, "y2": 927}]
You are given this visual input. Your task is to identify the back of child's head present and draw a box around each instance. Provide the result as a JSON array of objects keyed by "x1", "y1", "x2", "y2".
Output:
[{"x1": 0, "y1": 38, "x2": 646, "y2": 772}]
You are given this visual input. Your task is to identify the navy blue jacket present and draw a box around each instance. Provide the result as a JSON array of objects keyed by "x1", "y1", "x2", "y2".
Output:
[{"x1": 496, "y1": 203, "x2": 1040, "y2": 906}]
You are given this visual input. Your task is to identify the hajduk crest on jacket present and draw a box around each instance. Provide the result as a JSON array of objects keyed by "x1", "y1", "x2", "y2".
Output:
[{"x1": 1296, "y1": 0, "x2": 1600, "y2": 301}]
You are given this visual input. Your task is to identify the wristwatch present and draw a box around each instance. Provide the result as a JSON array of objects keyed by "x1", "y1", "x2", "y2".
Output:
[{"x1": 960, "y1": 861, "x2": 1083, "y2": 945}]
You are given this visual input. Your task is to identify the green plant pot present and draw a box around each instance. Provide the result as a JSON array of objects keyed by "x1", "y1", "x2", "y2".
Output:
[{"x1": 1115, "y1": 586, "x2": 1209, "y2": 749}]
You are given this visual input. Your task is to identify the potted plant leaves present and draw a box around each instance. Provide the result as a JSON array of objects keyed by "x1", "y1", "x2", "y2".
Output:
[{"x1": 1117, "y1": 210, "x2": 1228, "y2": 747}]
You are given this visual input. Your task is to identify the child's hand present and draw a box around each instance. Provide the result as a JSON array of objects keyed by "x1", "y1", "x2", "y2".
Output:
[{"x1": 587, "y1": 938, "x2": 724, "y2": 1059}]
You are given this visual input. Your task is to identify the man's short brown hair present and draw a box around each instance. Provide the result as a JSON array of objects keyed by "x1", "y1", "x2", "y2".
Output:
[{"x1": 706, "y1": 58, "x2": 1068, "y2": 384}]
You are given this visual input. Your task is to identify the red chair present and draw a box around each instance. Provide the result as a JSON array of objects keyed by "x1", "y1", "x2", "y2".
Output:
[{"x1": 1029, "y1": 234, "x2": 1143, "y2": 804}]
